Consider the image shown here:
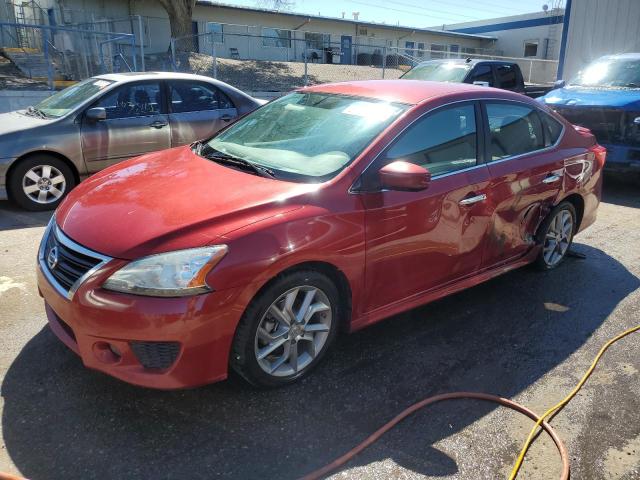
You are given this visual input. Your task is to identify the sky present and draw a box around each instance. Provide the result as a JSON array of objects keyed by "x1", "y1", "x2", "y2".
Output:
[{"x1": 219, "y1": 0, "x2": 565, "y2": 28}]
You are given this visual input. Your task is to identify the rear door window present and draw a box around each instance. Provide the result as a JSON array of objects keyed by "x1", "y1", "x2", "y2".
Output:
[
  {"x1": 469, "y1": 64, "x2": 494, "y2": 86},
  {"x1": 495, "y1": 64, "x2": 518, "y2": 89},
  {"x1": 540, "y1": 111, "x2": 564, "y2": 146},
  {"x1": 485, "y1": 102, "x2": 545, "y2": 160},
  {"x1": 169, "y1": 81, "x2": 234, "y2": 113}
]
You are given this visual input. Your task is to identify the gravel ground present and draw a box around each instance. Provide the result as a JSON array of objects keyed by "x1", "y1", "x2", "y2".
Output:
[{"x1": 0, "y1": 176, "x2": 639, "y2": 480}]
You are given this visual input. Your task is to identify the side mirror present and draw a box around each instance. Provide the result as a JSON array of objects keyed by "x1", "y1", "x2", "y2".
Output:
[
  {"x1": 553, "y1": 79, "x2": 566, "y2": 89},
  {"x1": 379, "y1": 160, "x2": 431, "y2": 192},
  {"x1": 473, "y1": 80, "x2": 490, "y2": 87},
  {"x1": 85, "y1": 107, "x2": 106, "y2": 122}
]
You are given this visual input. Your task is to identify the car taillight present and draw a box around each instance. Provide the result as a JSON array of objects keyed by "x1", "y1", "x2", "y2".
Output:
[{"x1": 589, "y1": 144, "x2": 607, "y2": 169}]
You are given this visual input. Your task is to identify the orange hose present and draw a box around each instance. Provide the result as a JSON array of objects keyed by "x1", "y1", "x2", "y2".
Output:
[
  {"x1": 298, "y1": 392, "x2": 570, "y2": 480},
  {"x1": 0, "y1": 473, "x2": 27, "y2": 480}
]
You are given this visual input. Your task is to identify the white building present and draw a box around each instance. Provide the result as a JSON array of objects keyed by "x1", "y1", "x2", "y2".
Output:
[
  {"x1": 5, "y1": 0, "x2": 498, "y2": 63},
  {"x1": 440, "y1": 7, "x2": 565, "y2": 61}
]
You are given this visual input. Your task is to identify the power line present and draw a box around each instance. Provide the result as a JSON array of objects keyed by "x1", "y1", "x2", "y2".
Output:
[
  {"x1": 346, "y1": 0, "x2": 482, "y2": 22},
  {"x1": 389, "y1": 0, "x2": 515, "y2": 17}
]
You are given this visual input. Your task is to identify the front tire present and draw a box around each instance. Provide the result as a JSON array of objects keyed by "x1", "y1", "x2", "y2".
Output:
[
  {"x1": 534, "y1": 201, "x2": 576, "y2": 270},
  {"x1": 230, "y1": 270, "x2": 340, "y2": 387},
  {"x1": 8, "y1": 155, "x2": 75, "y2": 211}
]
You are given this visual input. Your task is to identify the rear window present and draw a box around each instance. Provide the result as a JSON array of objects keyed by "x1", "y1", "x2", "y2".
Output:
[{"x1": 541, "y1": 112, "x2": 564, "y2": 146}]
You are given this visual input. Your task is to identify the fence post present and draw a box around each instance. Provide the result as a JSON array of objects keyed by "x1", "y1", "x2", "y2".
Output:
[
  {"x1": 528, "y1": 59, "x2": 533, "y2": 83},
  {"x1": 43, "y1": 29, "x2": 54, "y2": 90},
  {"x1": 303, "y1": 42, "x2": 308, "y2": 86},
  {"x1": 170, "y1": 37, "x2": 177, "y2": 71},
  {"x1": 130, "y1": 34, "x2": 138, "y2": 71},
  {"x1": 382, "y1": 45, "x2": 387, "y2": 79},
  {"x1": 137, "y1": 15, "x2": 145, "y2": 71},
  {"x1": 211, "y1": 33, "x2": 217, "y2": 78}
]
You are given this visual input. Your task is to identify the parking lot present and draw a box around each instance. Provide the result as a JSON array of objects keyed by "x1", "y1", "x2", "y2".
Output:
[{"x1": 0, "y1": 176, "x2": 638, "y2": 480}]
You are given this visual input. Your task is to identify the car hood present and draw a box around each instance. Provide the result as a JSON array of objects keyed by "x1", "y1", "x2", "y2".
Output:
[
  {"x1": 56, "y1": 146, "x2": 315, "y2": 259},
  {"x1": 0, "y1": 110, "x2": 50, "y2": 136},
  {"x1": 541, "y1": 86, "x2": 640, "y2": 108}
]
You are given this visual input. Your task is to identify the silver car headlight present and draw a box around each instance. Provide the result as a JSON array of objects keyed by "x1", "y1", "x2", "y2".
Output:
[{"x1": 103, "y1": 246, "x2": 228, "y2": 297}]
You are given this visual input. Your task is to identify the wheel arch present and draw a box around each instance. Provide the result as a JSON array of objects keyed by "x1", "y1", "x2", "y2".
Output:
[
  {"x1": 244, "y1": 260, "x2": 353, "y2": 333},
  {"x1": 558, "y1": 193, "x2": 585, "y2": 232},
  {"x1": 6, "y1": 150, "x2": 81, "y2": 199}
]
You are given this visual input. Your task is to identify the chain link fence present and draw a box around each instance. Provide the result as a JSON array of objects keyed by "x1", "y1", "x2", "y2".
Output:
[
  {"x1": 168, "y1": 30, "x2": 558, "y2": 94},
  {"x1": 0, "y1": 21, "x2": 138, "y2": 87}
]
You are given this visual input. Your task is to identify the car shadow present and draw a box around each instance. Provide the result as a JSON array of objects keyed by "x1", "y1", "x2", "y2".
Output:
[
  {"x1": 0, "y1": 201, "x2": 52, "y2": 230},
  {"x1": 602, "y1": 173, "x2": 640, "y2": 209},
  {"x1": 2, "y1": 243, "x2": 638, "y2": 479}
]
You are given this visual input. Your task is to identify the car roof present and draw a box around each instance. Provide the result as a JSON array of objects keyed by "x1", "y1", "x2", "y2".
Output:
[
  {"x1": 415, "y1": 58, "x2": 515, "y2": 67},
  {"x1": 94, "y1": 72, "x2": 222, "y2": 83},
  {"x1": 300, "y1": 79, "x2": 501, "y2": 105},
  {"x1": 598, "y1": 52, "x2": 640, "y2": 60}
]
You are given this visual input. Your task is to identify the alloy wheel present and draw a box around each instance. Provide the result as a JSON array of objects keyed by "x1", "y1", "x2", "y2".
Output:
[
  {"x1": 542, "y1": 209, "x2": 573, "y2": 267},
  {"x1": 254, "y1": 285, "x2": 332, "y2": 377},
  {"x1": 22, "y1": 165, "x2": 66, "y2": 204}
]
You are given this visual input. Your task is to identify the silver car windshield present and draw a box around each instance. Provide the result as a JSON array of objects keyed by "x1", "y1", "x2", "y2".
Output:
[
  {"x1": 34, "y1": 77, "x2": 115, "y2": 118},
  {"x1": 207, "y1": 92, "x2": 408, "y2": 182},
  {"x1": 570, "y1": 58, "x2": 640, "y2": 88},
  {"x1": 401, "y1": 61, "x2": 471, "y2": 82}
]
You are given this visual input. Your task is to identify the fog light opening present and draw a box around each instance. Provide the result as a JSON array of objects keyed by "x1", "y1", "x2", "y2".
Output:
[{"x1": 92, "y1": 341, "x2": 121, "y2": 365}]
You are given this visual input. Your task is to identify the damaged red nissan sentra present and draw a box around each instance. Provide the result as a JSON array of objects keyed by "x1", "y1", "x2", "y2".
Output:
[{"x1": 37, "y1": 80, "x2": 605, "y2": 388}]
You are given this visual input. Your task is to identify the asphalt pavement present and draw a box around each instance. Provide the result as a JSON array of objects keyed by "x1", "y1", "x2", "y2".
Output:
[{"x1": 0, "y1": 176, "x2": 639, "y2": 479}]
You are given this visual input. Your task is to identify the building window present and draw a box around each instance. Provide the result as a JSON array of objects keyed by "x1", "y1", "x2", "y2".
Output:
[
  {"x1": 263, "y1": 28, "x2": 292, "y2": 48},
  {"x1": 206, "y1": 22, "x2": 223, "y2": 43},
  {"x1": 358, "y1": 27, "x2": 367, "y2": 36},
  {"x1": 405, "y1": 41, "x2": 415, "y2": 56},
  {"x1": 305, "y1": 32, "x2": 330, "y2": 50},
  {"x1": 431, "y1": 44, "x2": 446, "y2": 59},
  {"x1": 524, "y1": 41, "x2": 538, "y2": 57},
  {"x1": 417, "y1": 42, "x2": 425, "y2": 58}
]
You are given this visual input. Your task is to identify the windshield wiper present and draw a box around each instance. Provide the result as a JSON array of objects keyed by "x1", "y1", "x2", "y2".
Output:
[
  {"x1": 25, "y1": 106, "x2": 48, "y2": 119},
  {"x1": 203, "y1": 150, "x2": 276, "y2": 179}
]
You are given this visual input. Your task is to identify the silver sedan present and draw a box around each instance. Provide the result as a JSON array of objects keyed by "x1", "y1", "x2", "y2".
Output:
[{"x1": 0, "y1": 72, "x2": 264, "y2": 210}]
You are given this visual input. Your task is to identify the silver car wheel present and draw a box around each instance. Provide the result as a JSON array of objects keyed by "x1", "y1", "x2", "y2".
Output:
[
  {"x1": 22, "y1": 165, "x2": 66, "y2": 204},
  {"x1": 254, "y1": 285, "x2": 332, "y2": 377},
  {"x1": 542, "y1": 209, "x2": 573, "y2": 267}
]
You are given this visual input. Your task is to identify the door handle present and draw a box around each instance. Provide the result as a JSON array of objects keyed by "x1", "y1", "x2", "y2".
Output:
[
  {"x1": 149, "y1": 121, "x2": 168, "y2": 129},
  {"x1": 220, "y1": 114, "x2": 233, "y2": 122},
  {"x1": 459, "y1": 193, "x2": 487, "y2": 206},
  {"x1": 542, "y1": 174, "x2": 562, "y2": 184}
]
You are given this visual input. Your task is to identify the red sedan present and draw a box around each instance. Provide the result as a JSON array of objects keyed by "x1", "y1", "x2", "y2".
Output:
[{"x1": 37, "y1": 80, "x2": 605, "y2": 388}]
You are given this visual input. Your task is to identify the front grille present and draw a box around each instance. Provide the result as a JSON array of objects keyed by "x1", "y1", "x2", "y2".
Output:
[
  {"x1": 553, "y1": 107, "x2": 640, "y2": 146},
  {"x1": 40, "y1": 221, "x2": 110, "y2": 298},
  {"x1": 130, "y1": 341, "x2": 181, "y2": 370}
]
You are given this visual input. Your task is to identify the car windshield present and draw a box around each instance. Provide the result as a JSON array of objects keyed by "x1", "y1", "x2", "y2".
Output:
[
  {"x1": 33, "y1": 77, "x2": 114, "y2": 117},
  {"x1": 569, "y1": 58, "x2": 640, "y2": 88},
  {"x1": 401, "y1": 61, "x2": 471, "y2": 82},
  {"x1": 206, "y1": 92, "x2": 408, "y2": 182}
]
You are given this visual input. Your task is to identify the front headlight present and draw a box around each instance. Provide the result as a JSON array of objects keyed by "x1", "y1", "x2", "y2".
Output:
[{"x1": 103, "y1": 246, "x2": 228, "y2": 297}]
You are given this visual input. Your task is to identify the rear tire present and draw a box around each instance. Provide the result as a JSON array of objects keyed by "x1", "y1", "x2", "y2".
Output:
[
  {"x1": 534, "y1": 201, "x2": 576, "y2": 270},
  {"x1": 230, "y1": 270, "x2": 340, "y2": 388},
  {"x1": 8, "y1": 155, "x2": 75, "y2": 211}
]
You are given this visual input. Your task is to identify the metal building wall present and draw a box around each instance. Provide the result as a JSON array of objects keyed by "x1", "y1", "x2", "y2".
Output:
[{"x1": 560, "y1": 0, "x2": 640, "y2": 80}]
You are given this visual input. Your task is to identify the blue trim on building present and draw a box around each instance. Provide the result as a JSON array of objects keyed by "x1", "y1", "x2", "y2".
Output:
[
  {"x1": 450, "y1": 15, "x2": 564, "y2": 34},
  {"x1": 556, "y1": 0, "x2": 572, "y2": 80}
]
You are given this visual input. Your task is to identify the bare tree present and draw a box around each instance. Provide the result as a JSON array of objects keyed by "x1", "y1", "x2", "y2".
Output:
[
  {"x1": 256, "y1": 0, "x2": 295, "y2": 11},
  {"x1": 157, "y1": 0, "x2": 196, "y2": 39}
]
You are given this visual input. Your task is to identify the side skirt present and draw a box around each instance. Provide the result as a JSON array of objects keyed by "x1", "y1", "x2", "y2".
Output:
[{"x1": 350, "y1": 246, "x2": 541, "y2": 332}]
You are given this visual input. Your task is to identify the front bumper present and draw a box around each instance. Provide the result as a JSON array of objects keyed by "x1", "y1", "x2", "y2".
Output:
[{"x1": 37, "y1": 260, "x2": 247, "y2": 389}]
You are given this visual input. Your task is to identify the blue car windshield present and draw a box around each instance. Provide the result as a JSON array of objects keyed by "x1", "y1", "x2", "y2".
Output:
[{"x1": 570, "y1": 58, "x2": 640, "y2": 88}]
